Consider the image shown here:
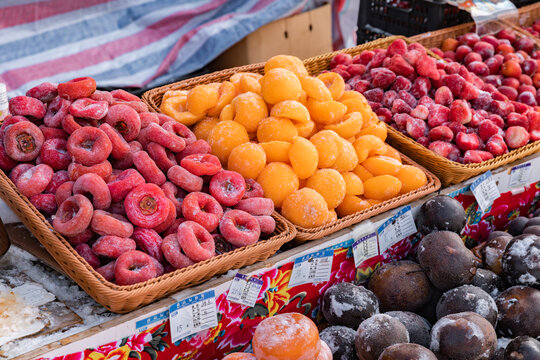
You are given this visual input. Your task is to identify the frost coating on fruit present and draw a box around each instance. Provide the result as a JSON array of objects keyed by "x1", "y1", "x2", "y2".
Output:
[
  {"x1": 322, "y1": 282, "x2": 379, "y2": 329},
  {"x1": 416, "y1": 195, "x2": 466, "y2": 235},
  {"x1": 354, "y1": 314, "x2": 409, "y2": 360},
  {"x1": 502, "y1": 234, "x2": 540, "y2": 287}
]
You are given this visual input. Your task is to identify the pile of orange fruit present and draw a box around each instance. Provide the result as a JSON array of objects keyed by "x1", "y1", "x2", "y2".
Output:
[{"x1": 160, "y1": 55, "x2": 427, "y2": 228}]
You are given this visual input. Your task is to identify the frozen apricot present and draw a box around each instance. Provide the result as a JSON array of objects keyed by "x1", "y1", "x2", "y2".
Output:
[
  {"x1": 383, "y1": 145, "x2": 401, "y2": 161},
  {"x1": 162, "y1": 90, "x2": 188, "y2": 103},
  {"x1": 309, "y1": 130, "x2": 341, "y2": 168},
  {"x1": 367, "y1": 198, "x2": 381, "y2": 206},
  {"x1": 336, "y1": 195, "x2": 371, "y2": 217},
  {"x1": 281, "y1": 188, "x2": 329, "y2": 228},
  {"x1": 261, "y1": 68, "x2": 302, "y2": 104},
  {"x1": 298, "y1": 90, "x2": 308, "y2": 107},
  {"x1": 295, "y1": 121, "x2": 316, "y2": 138},
  {"x1": 228, "y1": 143, "x2": 266, "y2": 179},
  {"x1": 207, "y1": 81, "x2": 236, "y2": 117},
  {"x1": 256, "y1": 117, "x2": 298, "y2": 142},
  {"x1": 318, "y1": 72, "x2": 346, "y2": 100},
  {"x1": 289, "y1": 136, "x2": 318, "y2": 179},
  {"x1": 186, "y1": 84, "x2": 219, "y2": 116},
  {"x1": 305, "y1": 169, "x2": 346, "y2": 208},
  {"x1": 324, "y1": 112, "x2": 363, "y2": 138},
  {"x1": 219, "y1": 104, "x2": 235, "y2": 122},
  {"x1": 307, "y1": 98, "x2": 347, "y2": 125},
  {"x1": 259, "y1": 141, "x2": 291, "y2": 163},
  {"x1": 358, "y1": 121, "x2": 387, "y2": 141},
  {"x1": 353, "y1": 135, "x2": 387, "y2": 163},
  {"x1": 298, "y1": 75, "x2": 332, "y2": 101},
  {"x1": 340, "y1": 90, "x2": 367, "y2": 102},
  {"x1": 396, "y1": 165, "x2": 427, "y2": 194},
  {"x1": 363, "y1": 175, "x2": 402, "y2": 201},
  {"x1": 207, "y1": 120, "x2": 249, "y2": 164},
  {"x1": 352, "y1": 164, "x2": 374, "y2": 182},
  {"x1": 332, "y1": 138, "x2": 358, "y2": 172},
  {"x1": 326, "y1": 209, "x2": 338, "y2": 223},
  {"x1": 160, "y1": 96, "x2": 203, "y2": 126},
  {"x1": 362, "y1": 155, "x2": 402, "y2": 176},
  {"x1": 193, "y1": 117, "x2": 219, "y2": 141},
  {"x1": 264, "y1": 54, "x2": 307, "y2": 76},
  {"x1": 341, "y1": 172, "x2": 364, "y2": 195},
  {"x1": 257, "y1": 162, "x2": 299, "y2": 208},
  {"x1": 270, "y1": 100, "x2": 310, "y2": 123},
  {"x1": 341, "y1": 97, "x2": 366, "y2": 114},
  {"x1": 236, "y1": 75, "x2": 262, "y2": 96},
  {"x1": 232, "y1": 92, "x2": 268, "y2": 133}
]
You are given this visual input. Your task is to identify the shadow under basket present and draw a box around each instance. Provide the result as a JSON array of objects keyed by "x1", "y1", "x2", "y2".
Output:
[{"x1": 0, "y1": 165, "x2": 296, "y2": 313}]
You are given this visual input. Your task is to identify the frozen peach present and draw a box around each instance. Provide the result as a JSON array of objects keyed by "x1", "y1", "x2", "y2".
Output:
[
  {"x1": 362, "y1": 155, "x2": 402, "y2": 176},
  {"x1": 324, "y1": 112, "x2": 363, "y2": 138},
  {"x1": 305, "y1": 169, "x2": 346, "y2": 208},
  {"x1": 228, "y1": 143, "x2": 267, "y2": 179},
  {"x1": 257, "y1": 162, "x2": 299, "y2": 207},
  {"x1": 161, "y1": 96, "x2": 203, "y2": 126},
  {"x1": 259, "y1": 141, "x2": 291, "y2": 163},
  {"x1": 307, "y1": 98, "x2": 347, "y2": 125},
  {"x1": 358, "y1": 121, "x2": 387, "y2": 141},
  {"x1": 317, "y1": 72, "x2": 345, "y2": 100},
  {"x1": 295, "y1": 121, "x2": 316, "y2": 138},
  {"x1": 192, "y1": 117, "x2": 219, "y2": 141},
  {"x1": 363, "y1": 175, "x2": 402, "y2": 201},
  {"x1": 288, "y1": 136, "x2": 318, "y2": 179},
  {"x1": 162, "y1": 90, "x2": 188, "y2": 103},
  {"x1": 298, "y1": 75, "x2": 332, "y2": 101},
  {"x1": 326, "y1": 209, "x2": 338, "y2": 222},
  {"x1": 309, "y1": 130, "x2": 341, "y2": 168},
  {"x1": 332, "y1": 137, "x2": 358, "y2": 172},
  {"x1": 353, "y1": 135, "x2": 387, "y2": 163},
  {"x1": 256, "y1": 116, "x2": 298, "y2": 142},
  {"x1": 336, "y1": 195, "x2": 371, "y2": 217},
  {"x1": 281, "y1": 188, "x2": 329, "y2": 228},
  {"x1": 352, "y1": 164, "x2": 374, "y2": 182},
  {"x1": 232, "y1": 92, "x2": 268, "y2": 133},
  {"x1": 340, "y1": 91, "x2": 367, "y2": 102},
  {"x1": 207, "y1": 120, "x2": 249, "y2": 164},
  {"x1": 396, "y1": 165, "x2": 427, "y2": 194},
  {"x1": 341, "y1": 172, "x2": 364, "y2": 195},
  {"x1": 383, "y1": 144, "x2": 401, "y2": 161},
  {"x1": 219, "y1": 103, "x2": 235, "y2": 122},
  {"x1": 270, "y1": 100, "x2": 310, "y2": 123},
  {"x1": 207, "y1": 81, "x2": 236, "y2": 117},
  {"x1": 239, "y1": 75, "x2": 263, "y2": 95},
  {"x1": 298, "y1": 90, "x2": 308, "y2": 107},
  {"x1": 261, "y1": 68, "x2": 302, "y2": 104},
  {"x1": 186, "y1": 84, "x2": 219, "y2": 116},
  {"x1": 264, "y1": 55, "x2": 308, "y2": 76}
]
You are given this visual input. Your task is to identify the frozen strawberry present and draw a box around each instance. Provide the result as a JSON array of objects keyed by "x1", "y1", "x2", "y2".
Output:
[
  {"x1": 364, "y1": 88, "x2": 384, "y2": 103},
  {"x1": 367, "y1": 101, "x2": 381, "y2": 111},
  {"x1": 459, "y1": 32, "x2": 480, "y2": 47},
  {"x1": 518, "y1": 85, "x2": 536, "y2": 95},
  {"x1": 517, "y1": 92, "x2": 537, "y2": 107},
  {"x1": 410, "y1": 77, "x2": 431, "y2": 99},
  {"x1": 485, "y1": 134, "x2": 508, "y2": 156},
  {"x1": 511, "y1": 101, "x2": 530, "y2": 114},
  {"x1": 463, "y1": 52, "x2": 482, "y2": 65},
  {"x1": 435, "y1": 86, "x2": 453, "y2": 106},
  {"x1": 514, "y1": 37, "x2": 535, "y2": 55},
  {"x1": 498, "y1": 86, "x2": 518, "y2": 101},
  {"x1": 528, "y1": 111, "x2": 540, "y2": 141},
  {"x1": 398, "y1": 90, "x2": 417, "y2": 108},
  {"x1": 478, "y1": 119, "x2": 504, "y2": 142},
  {"x1": 358, "y1": 51, "x2": 374, "y2": 65},
  {"x1": 473, "y1": 91, "x2": 492, "y2": 110},
  {"x1": 463, "y1": 150, "x2": 493, "y2": 163},
  {"x1": 353, "y1": 79, "x2": 371, "y2": 93},
  {"x1": 410, "y1": 105, "x2": 429, "y2": 120},
  {"x1": 429, "y1": 125, "x2": 454, "y2": 142},
  {"x1": 507, "y1": 112, "x2": 529, "y2": 130},
  {"x1": 370, "y1": 68, "x2": 396, "y2": 89},
  {"x1": 505, "y1": 126, "x2": 530, "y2": 149},
  {"x1": 521, "y1": 59, "x2": 538, "y2": 76},
  {"x1": 416, "y1": 136, "x2": 429, "y2": 147},
  {"x1": 406, "y1": 118, "x2": 428, "y2": 140},
  {"x1": 492, "y1": 91, "x2": 508, "y2": 102},
  {"x1": 487, "y1": 114, "x2": 504, "y2": 129},
  {"x1": 430, "y1": 47, "x2": 444, "y2": 58},
  {"x1": 428, "y1": 141, "x2": 460, "y2": 161},
  {"x1": 347, "y1": 64, "x2": 366, "y2": 77},
  {"x1": 418, "y1": 96, "x2": 435, "y2": 109},
  {"x1": 376, "y1": 108, "x2": 392, "y2": 123},
  {"x1": 387, "y1": 55, "x2": 414, "y2": 76},
  {"x1": 449, "y1": 100, "x2": 472, "y2": 124},
  {"x1": 444, "y1": 62, "x2": 461, "y2": 74},
  {"x1": 404, "y1": 49, "x2": 422, "y2": 66},
  {"x1": 387, "y1": 38, "x2": 408, "y2": 56},
  {"x1": 391, "y1": 99, "x2": 412, "y2": 114},
  {"x1": 392, "y1": 113, "x2": 413, "y2": 130},
  {"x1": 381, "y1": 90, "x2": 397, "y2": 109},
  {"x1": 455, "y1": 131, "x2": 480, "y2": 151},
  {"x1": 391, "y1": 76, "x2": 412, "y2": 92},
  {"x1": 330, "y1": 53, "x2": 352, "y2": 68},
  {"x1": 427, "y1": 104, "x2": 450, "y2": 128},
  {"x1": 473, "y1": 41, "x2": 495, "y2": 59},
  {"x1": 416, "y1": 54, "x2": 439, "y2": 80},
  {"x1": 370, "y1": 50, "x2": 387, "y2": 68},
  {"x1": 467, "y1": 61, "x2": 489, "y2": 76},
  {"x1": 443, "y1": 51, "x2": 456, "y2": 61},
  {"x1": 332, "y1": 67, "x2": 351, "y2": 82},
  {"x1": 490, "y1": 100, "x2": 514, "y2": 118},
  {"x1": 460, "y1": 82, "x2": 479, "y2": 101}
]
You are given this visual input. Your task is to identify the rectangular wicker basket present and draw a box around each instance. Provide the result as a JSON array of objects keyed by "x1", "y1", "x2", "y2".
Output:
[
  {"x1": 0, "y1": 162, "x2": 296, "y2": 313},
  {"x1": 407, "y1": 22, "x2": 540, "y2": 186},
  {"x1": 143, "y1": 36, "x2": 441, "y2": 241}
]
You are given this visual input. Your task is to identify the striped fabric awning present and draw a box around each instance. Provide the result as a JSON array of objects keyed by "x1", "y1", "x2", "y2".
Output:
[{"x1": 0, "y1": 0, "x2": 358, "y2": 98}]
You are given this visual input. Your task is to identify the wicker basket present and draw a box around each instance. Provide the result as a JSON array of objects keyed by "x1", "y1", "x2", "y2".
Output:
[{"x1": 0, "y1": 167, "x2": 296, "y2": 313}]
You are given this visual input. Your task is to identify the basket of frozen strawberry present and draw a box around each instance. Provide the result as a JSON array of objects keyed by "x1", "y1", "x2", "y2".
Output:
[
  {"x1": 0, "y1": 78, "x2": 296, "y2": 313},
  {"x1": 498, "y1": 3, "x2": 540, "y2": 47},
  {"x1": 325, "y1": 33, "x2": 540, "y2": 186}
]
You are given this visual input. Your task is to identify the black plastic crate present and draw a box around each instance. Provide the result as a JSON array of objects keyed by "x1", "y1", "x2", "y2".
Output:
[
  {"x1": 510, "y1": 0, "x2": 538, "y2": 7},
  {"x1": 357, "y1": 0, "x2": 472, "y2": 43}
]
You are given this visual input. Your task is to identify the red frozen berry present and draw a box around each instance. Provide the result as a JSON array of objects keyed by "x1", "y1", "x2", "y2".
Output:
[
  {"x1": 505, "y1": 126, "x2": 530, "y2": 149},
  {"x1": 485, "y1": 134, "x2": 508, "y2": 156}
]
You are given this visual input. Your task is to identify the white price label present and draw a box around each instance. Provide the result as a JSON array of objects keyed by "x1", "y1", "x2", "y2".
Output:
[
  {"x1": 377, "y1": 205, "x2": 417, "y2": 253},
  {"x1": 136, "y1": 309, "x2": 169, "y2": 332},
  {"x1": 471, "y1": 171, "x2": 500, "y2": 212},
  {"x1": 352, "y1": 232, "x2": 379, "y2": 268},
  {"x1": 227, "y1": 274, "x2": 263, "y2": 307},
  {"x1": 169, "y1": 290, "x2": 218, "y2": 343},
  {"x1": 288, "y1": 249, "x2": 334, "y2": 288},
  {"x1": 508, "y1": 163, "x2": 532, "y2": 189}
]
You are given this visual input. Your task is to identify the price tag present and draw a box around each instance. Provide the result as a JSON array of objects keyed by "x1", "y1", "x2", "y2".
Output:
[
  {"x1": 377, "y1": 205, "x2": 417, "y2": 253},
  {"x1": 288, "y1": 249, "x2": 334, "y2": 288},
  {"x1": 352, "y1": 232, "x2": 378, "y2": 268},
  {"x1": 471, "y1": 171, "x2": 500, "y2": 212},
  {"x1": 169, "y1": 290, "x2": 218, "y2": 343},
  {"x1": 508, "y1": 162, "x2": 532, "y2": 189},
  {"x1": 226, "y1": 273, "x2": 263, "y2": 307},
  {"x1": 136, "y1": 309, "x2": 169, "y2": 332}
]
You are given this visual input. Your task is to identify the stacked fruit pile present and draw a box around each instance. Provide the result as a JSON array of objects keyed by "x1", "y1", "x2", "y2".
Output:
[
  {"x1": 1, "y1": 77, "x2": 277, "y2": 285},
  {"x1": 328, "y1": 36, "x2": 539, "y2": 164},
  {"x1": 160, "y1": 55, "x2": 428, "y2": 229},
  {"x1": 522, "y1": 19, "x2": 540, "y2": 39}
]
